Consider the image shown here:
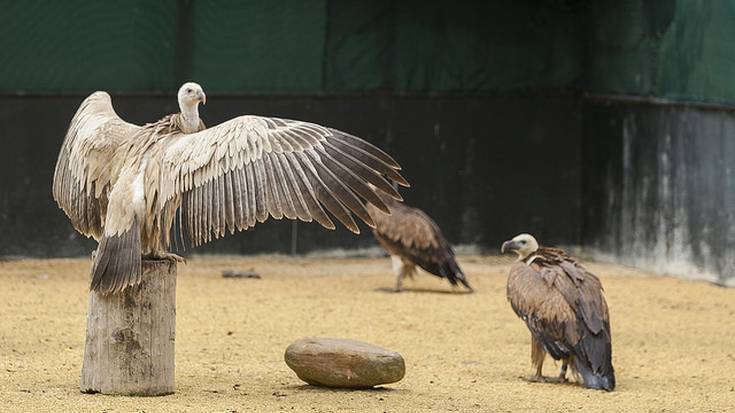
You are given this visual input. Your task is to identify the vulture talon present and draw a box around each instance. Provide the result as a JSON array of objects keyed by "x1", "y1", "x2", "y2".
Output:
[
  {"x1": 522, "y1": 375, "x2": 549, "y2": 383},
  {"x1": 161, "y1": 253, "x2": 186, "y2": 264},
  {"x1": 523, "y1": 375, "x2": 565, "y2": 384},
  {"x1": 145, "y1": 252, "x2": 186, "y2": 264},
  {"x1": 544, "y1": 376, "x2": 567, "y2": 384}
]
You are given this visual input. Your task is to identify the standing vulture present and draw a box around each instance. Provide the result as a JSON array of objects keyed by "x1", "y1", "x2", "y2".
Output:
[
  {"x1": 501, "y1": 233, "x2": 615, "y2": 391},
  {"x1": 53, "y1": 82, "x2": 408, "y2": 294},
  {"x1": 365, "y1": 191, "x2": 471, "y2": 292}
]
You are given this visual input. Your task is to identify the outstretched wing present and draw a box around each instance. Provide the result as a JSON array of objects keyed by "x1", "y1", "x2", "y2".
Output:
[
  {"x1": 52, "y1": 92, "x2": 140, "y2": 239},
  {"x1": 157, "y1": 116, "x2": 409, "y2": 246}
]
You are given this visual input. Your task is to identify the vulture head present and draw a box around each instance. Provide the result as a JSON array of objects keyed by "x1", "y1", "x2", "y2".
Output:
[
  {"x1": 501, "y1": 233, "x2": 539, "y2": 260},
  {"x1": 177, "y1": 82, "x2": 206, "y2": 110}
]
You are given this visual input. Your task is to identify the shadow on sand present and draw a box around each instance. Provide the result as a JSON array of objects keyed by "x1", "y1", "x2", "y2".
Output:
[{"x1": 372, "y1": 287, "x2": 474, "y2": 295}]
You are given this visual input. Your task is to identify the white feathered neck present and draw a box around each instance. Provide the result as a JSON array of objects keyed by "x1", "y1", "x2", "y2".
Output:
[{"x1": 179, "y1": 99, "x2": 200, "y2": 132}]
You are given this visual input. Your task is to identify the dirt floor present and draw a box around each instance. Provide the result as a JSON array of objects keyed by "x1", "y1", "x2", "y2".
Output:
[{"x1": 0, "y1": 255, "x2": 733, "y2": 412}]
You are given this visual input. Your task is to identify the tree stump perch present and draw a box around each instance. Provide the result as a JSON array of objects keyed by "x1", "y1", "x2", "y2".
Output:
[{"x1": 81, "y1": 260, "x2": 177, "y2": 396}]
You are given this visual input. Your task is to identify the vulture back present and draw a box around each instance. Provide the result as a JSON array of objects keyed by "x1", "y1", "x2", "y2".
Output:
[{"x1": 367, "y1": 195, "x2": 470, "y2": 290}]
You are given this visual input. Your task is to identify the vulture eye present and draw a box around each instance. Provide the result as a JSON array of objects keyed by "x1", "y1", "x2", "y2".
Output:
[
  {"x1": 520, "y1": 240, "x2": 527, "y2": 245},
  {"x1": 186, "y1": 88, "x2": 192, "y2": 93}
]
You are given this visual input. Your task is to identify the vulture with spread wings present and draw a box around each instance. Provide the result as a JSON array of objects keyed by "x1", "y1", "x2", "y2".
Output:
[
  {"x1": 501, "y1": 233, "x2": 615, "y2": 391},
  {"x1": 53, "y1": 82, "x2": 408, "y2": 294},
  {"x1": 366, "y1": 192, "x2": 471, "y2": 292}
]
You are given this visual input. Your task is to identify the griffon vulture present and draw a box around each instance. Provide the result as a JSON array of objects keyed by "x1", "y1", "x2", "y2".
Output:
[
  {"x1": 53, "y1": 82, "x2": 408, "y2": 294},
  {"x1": 501, "y1": 233, "x2": 615, "y2": 391},
  {"x1": 366, "y1": 191, "x2": 471, "y2": 292}
]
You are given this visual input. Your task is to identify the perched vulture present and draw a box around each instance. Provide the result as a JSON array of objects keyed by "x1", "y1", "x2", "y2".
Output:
[
  {"x1": 366, "y1": 191, "x2": 471, "y2": 292},
  {"x1": 53, "y1": 82, "x2": 408, "y2": 294},
  {"x1": 501, "y1": 233, "x2": 615, "y2": 391}
]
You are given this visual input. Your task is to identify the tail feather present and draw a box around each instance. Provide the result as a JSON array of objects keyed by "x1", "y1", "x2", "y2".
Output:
[
  {"x1": 573, "y1": 333, "x2": 615, "y2": 391},
  {"x1": 440, "y1": 256, "x2": 473, "y2": 292},
  {"x1": 90, "y1": 222, "x2": 142, "y2": 295},
  {"x1": 574, "y1": 360, "x2": 616, "y2": 391},
  {"x1": 455, "y1": 271, "x2": 473, "y2": 292}
]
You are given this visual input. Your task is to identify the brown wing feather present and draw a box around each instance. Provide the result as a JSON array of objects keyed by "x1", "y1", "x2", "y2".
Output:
[
  {"x1": 367, "y1": 197, "x2": 470, "y2": 289},
  {"x1": 367, "y1": 197, "x2": 443, "y2": 251},
  {"x1": 533, "y1": 248, "x2": 609, "y2": 334},
  {"x1": 507, "y1": 262, "x2": 577, "y2": 360},
  {"x1": 515, "y1": 247, "x2": 615, "y2": 390}
]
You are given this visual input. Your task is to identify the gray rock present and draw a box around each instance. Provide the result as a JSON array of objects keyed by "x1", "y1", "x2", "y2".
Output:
[{"x1": 284, "y1": 337, "x2": 405, "y2": 388}]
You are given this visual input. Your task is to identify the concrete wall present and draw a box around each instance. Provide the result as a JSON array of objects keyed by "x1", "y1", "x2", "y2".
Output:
[{"x1": 581, "y1": 97, "x2": 735, "y2": 286}]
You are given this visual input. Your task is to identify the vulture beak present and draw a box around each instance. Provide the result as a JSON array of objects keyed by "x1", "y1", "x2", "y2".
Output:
[
  {"x1": 501, "y1": 240, "x2": 517, "y2": 255},
  {"x1": 198, "y1": 91, "x2": 206, "y2": 105}
]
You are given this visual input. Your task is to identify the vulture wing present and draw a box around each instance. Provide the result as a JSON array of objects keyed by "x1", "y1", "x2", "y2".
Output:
[
  {"x1": 52, "y1": 92, "x2": 140, "y2": 239},
  {"x1": 156, "y1": 116, "x2": 409, "y2": 247},
  {"x1": 507, "y1": 262, "x2": 577, "y2": 361},
  {"x1": 536, "y1": 249, "x2": 614, "y2": 390},
  {"x1": 368, "y1": 201, "x2": 470, "y2": 289}
]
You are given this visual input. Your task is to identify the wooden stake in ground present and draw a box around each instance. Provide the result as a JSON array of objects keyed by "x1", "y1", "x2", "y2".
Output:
[{"x1": 80, "y1": 260, "x2": 176, "y2": 396}]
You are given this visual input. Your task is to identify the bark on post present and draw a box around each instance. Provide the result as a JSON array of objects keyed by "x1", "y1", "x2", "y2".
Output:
[{"x1": 80, "y1": 260, "x2": 176, "y2": 396}]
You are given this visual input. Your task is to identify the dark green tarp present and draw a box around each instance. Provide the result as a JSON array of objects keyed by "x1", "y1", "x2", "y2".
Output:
[{"x1": 3, "y1": 0, "x2": 734, "y2": 104}]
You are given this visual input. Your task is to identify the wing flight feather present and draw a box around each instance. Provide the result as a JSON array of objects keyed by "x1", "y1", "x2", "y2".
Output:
[
  {"x1": 157, "y1": 116, "x2": 407, "y2": 247},
  {"x1": 52, "y1": 92, "x2": 140, "y2": 239}
]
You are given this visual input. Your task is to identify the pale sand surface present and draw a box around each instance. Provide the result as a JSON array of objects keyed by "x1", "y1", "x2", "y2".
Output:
[{"x1": 0, "y1": 256, "x2": 733, "y2": 412}]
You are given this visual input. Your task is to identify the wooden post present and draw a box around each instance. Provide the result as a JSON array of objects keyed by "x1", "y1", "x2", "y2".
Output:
[{"x1": 80, "y1": 260, "x2": 176, "y2": 396}]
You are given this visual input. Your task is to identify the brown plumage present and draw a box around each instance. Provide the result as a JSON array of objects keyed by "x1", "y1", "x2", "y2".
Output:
[
  {"x1": 53, "y1": 82, "x2": 409, "y2": 295},
  {"x1": 501, "y1": 233, "x2": 615, "y2": 391},
  {"x1": 366, "y1": 192, "x2": 471, "y2": 292}
]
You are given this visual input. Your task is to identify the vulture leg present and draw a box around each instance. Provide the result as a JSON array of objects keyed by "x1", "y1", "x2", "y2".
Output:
[
  {"x1": 145, "y1": 251, "x2": 187, "y2": 264},
  {"x1": 536, "y1": 360, "x2": 569, "y2": 384},
  {"x1": 534, "y1": 360, "x2": 569, "y2": 384},
  {"x1": 391, "y1": 256, "x2": 414, "y2": 292},
  {"x1": 558, "y1": 360, "x2": 569, "y2": 383},
  {"x1": 400, "y1": 263, "x2": 416, "y2": 290},
  {"x1": 524, "y1": 339, "x2": 569, "y2": 384},
  {"x1": 391, "y1": 255, "x2": 405, "y2": 292},
  {"x1": 524, "y1": 367, "x2": 545, "y2": 383},
  {"x1": 524, "y1": 336, "x2": 546, "y2": 382},
  {"x1": 406, "y1": 265, "x2": 415, "y2": 280}
]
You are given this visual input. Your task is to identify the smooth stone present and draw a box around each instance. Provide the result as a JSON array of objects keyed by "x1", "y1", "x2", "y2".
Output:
[{"x1": 284, "y1": 337, "x2": 405, "y2": 388}]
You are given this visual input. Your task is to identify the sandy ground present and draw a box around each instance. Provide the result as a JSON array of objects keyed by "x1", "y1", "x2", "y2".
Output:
[{"x1": 0, "y1": 255, "x2": 733, "y2": 412}]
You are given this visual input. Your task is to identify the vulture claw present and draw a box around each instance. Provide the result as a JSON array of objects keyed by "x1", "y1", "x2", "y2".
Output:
[
  {"x1": 522, "y1": 374, "x2": 567, "y2": 384},
  {"x1": 147, "y1": 252, "x2": 187, "y2": 264},
  {"x1": 522, "y1": 375, "x2": 550, "y2": 383}
]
